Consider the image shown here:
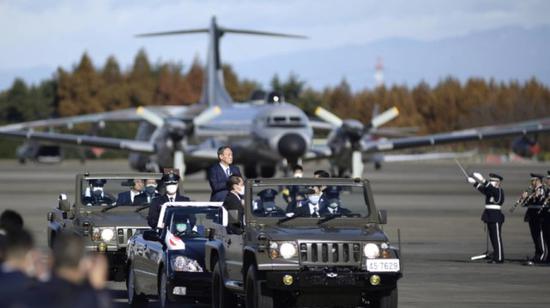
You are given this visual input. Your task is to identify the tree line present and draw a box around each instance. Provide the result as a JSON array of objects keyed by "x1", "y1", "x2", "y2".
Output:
[{"x1": 0, "y1": 49, "x2": 549, "y2": 158}]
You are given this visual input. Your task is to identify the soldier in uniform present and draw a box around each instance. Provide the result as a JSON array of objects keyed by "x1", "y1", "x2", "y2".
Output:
[
  {"x1": 541, "y1": 171, "x2": 550, "y2": 263},
  {"x1": 468, "y1": 172, "x2": 505, "y2": 263},
  {"x1": 83, "y1": 179, "x2": 115, "y2": 206},
  {"x1": 147, "y1": 171, "x2": 191, "y2": 229},
  {"x1": 523, "y1": 173, "x2": 547, "y2": 264}
]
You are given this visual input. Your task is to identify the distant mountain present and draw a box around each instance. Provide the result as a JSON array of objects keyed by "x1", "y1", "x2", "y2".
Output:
[{"x1": 234, "y1": 25, "x2": 550, "y2": 90}]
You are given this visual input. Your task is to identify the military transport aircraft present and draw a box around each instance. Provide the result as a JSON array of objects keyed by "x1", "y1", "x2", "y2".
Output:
[{"x1": 1, "y1": 16, "x2": 550, "y2": 179}]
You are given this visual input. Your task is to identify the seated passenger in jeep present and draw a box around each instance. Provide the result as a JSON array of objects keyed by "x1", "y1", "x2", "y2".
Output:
[
  {"x1": 293, "y1": 186, "x2": 327, "y2": 217},
  {"x1": 253, "y1": 189, "x2": 285, "y2": 217},
  {"x1": 82, "y1": 179, "x2": 116, "y2": 206}
]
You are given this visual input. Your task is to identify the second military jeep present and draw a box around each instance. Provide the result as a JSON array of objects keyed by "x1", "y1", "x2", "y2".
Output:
[
  {"x1": 205, "y1": 178, "x2": 402, "y2": 308},
  {"x1": 47, "y1": 172, "x2": 161, "y2": 281}
]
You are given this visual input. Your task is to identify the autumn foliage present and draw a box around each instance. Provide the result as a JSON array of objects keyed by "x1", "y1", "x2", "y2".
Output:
[{"x1": 0, "y1": 49, "x2": 549, "y2": 157}]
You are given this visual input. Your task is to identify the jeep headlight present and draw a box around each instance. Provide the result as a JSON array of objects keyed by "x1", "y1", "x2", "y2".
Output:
[
  {"x1": 269, "y1": 241, "x2": 297, "y2": 260},
  {"x1": 363, "y1": 243, "x2": 380, "y2": 259},
  {"x1": 279, "y1": 242, "x2": 297, "y2": 259},
  {"x1": 100, "y1": 228, "x2": 115, "y2": 242},
  {"x1": 171, "y1": 256, "x2": 203, "y2": 272}
]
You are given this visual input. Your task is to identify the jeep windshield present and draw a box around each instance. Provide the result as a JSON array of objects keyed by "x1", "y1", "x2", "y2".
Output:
[
  {"x1": 165, "y1": 207, "x2": 223, "y2": 238},
  {"x1": 80, "y1": 177, "x2": 158, "y2": 207},
  {"x1": 250, "y1": 183, "x2": 370, "y2": 221}
]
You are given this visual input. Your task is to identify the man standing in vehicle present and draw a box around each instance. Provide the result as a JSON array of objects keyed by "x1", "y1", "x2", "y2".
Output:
[{"x1": 208, "y1": 146, "x2": 242, "y2": 201}]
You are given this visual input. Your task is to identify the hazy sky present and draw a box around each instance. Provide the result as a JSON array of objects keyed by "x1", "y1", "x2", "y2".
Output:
[{"x1": 1, "y1": 0, "x2": 549, "y2": 89}]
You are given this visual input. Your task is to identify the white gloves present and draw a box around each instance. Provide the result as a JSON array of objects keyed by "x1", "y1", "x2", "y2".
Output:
[
  {"x1": 472, "y1": 172, "x2": 485, "y2": 183},
  {"x1": 467, "y1": 177, "x2": 476, "y2": 184}
]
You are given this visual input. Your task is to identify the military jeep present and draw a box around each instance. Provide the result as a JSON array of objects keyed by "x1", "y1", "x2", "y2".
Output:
[
  {"x1": 46, "y1": 172, "x2": 161, "y2": 281},
  {"x1": 205, "y1": 177, "x2": 402, "y2": 308}
]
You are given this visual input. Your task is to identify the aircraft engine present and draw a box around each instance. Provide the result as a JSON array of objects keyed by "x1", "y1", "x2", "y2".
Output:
[{"x1": 511, "y1": 136, "x2": 540, "y2": 158}]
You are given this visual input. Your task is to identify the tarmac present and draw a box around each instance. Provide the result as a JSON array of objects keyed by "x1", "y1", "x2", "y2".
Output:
[{"x1": 1, "y1": 159, "x2": 549, "y2": 307}]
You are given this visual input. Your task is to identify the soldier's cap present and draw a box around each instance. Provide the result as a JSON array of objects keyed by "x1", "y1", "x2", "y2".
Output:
[
  {"x1": 530, "y1": 173, "x2": 543, "y2": 180},
  {"x1": 488, "y1": 173, "x2": 503, "y2": 181},
  {"x1": 161, "y1": 172, "x2": 180, "y2": 184},
  {"x1": 257, "y1": 188, "x2": 278, "y2": 200},
  {"x1": 88, "y1": 179, "x2": 106, "y2": 187}
]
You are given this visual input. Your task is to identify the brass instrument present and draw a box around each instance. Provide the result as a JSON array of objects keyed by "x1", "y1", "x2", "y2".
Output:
[{"x1": 509, "y1": 187, "x2": 535, "y2": 213}]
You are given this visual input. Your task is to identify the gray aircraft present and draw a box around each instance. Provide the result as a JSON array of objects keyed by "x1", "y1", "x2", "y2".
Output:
[{"x1": 1, "y1": 16, "x2": 550, "y2": 179}]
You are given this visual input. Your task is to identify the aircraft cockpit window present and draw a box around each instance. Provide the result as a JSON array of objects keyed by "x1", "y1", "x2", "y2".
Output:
[{"x1": 267, "y1": 116, "x2": 305, "y2": 128}]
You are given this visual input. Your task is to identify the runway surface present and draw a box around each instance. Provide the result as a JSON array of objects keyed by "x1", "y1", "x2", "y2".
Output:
[{"x1": 1, "y1": 159, "x2": 549, "y2": 307}]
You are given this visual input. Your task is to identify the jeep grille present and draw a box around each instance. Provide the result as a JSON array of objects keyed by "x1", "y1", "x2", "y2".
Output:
[
  {"x1": 299, "y1": 242, "x2": 361, "y2": 265},
  {"x1": 116, "y1": 227, "x2": 147, "y2": 246}
]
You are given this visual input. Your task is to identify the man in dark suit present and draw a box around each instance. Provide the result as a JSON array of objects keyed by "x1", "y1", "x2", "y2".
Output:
[
  {"x1": 222, "y1": 175, "x2": 245, "y2": 234},
  {"x1": 116, "y1": 179, "x2": 144, "y2": 206},
  {"x1": 134, "y1": 179, "x2": 160, "y2": 205},
  {"x1": 147, "y1": 172, "x2": 191, "y2": 229},
  {"x1": 208, "y1": 146, "x2": 242, "y2": 201},
  {"x1": 294, "y1": 186, "x2": 327, "y2": 218}
]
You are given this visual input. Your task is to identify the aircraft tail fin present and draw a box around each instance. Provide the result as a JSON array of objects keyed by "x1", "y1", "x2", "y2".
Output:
[{"x1": 137, "y1": 17, "x2": 306, "y2": 108}]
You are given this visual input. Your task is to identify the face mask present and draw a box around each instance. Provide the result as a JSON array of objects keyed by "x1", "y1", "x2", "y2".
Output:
[
  {"x1": 237, "y1": 186, "x2": 245, "y2": 196},
  {"x1": 92, "y1": 187, "x2": 103, "y2": 197},
  {"x1": 166, "y1": 184, "x2": 178, "y2": 195},
  {"x1": 328, "y1": 201, "x2": 339, "y2": 209},
  {"x1": 176, "y1": 223, "x2": 187, "y2": 233},
  {"x1": 294, "y1": 172, "x2": 303, "y2": 178},
  {"x1": 490, "y1": 181, "x2": 499, "y2": 187},
  {"x1": 308, "y1": 195, "x2": 321, "y2": 205},
  {"x1": 145, "y1": 185, "x2": 157, "y2": 195}
]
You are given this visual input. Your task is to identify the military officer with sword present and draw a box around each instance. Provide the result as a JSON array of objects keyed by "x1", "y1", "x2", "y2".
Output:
[{"x1": 456, "y1": 160, "x2": 505, "y2": 263}]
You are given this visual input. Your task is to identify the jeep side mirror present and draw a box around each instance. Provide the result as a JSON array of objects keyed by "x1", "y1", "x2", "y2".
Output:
[
  {"x1": 58, "y1": 193, "x2": 71, "y2": 212},
  {"x1": 143, "y1": 230, "x2": 161, "y2": 242},
  {"x1": 378, "y1": 209, "x2": 388, "y2": 225}
]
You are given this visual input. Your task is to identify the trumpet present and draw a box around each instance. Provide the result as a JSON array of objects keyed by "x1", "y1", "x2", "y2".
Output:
[{"x1": 509, "y1": 188, "x2": 535, "y2": 213}]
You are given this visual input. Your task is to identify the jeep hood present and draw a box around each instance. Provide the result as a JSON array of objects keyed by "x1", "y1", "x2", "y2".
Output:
[{"x1": 258, "y1": 225, "x2": 388, "y2": 242}]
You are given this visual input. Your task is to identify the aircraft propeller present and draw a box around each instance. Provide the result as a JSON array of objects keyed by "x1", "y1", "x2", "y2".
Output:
[
  {"x1": 314, "y1": 106, "x2": 399, "y2": 177},
  {"x1": 135, "y1": 106, "x2": 221, "y2": 178}
]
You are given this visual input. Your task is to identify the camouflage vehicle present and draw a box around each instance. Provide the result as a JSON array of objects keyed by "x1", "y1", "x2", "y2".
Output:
[
  {"x1": 205, "y1": 177, "x2": 402, "y2": 308},
  {"x1": 46, "y1": 172, "x2": 161, "y2": 281}
]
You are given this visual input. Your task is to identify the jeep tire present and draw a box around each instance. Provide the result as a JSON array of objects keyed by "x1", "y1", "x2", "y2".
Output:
[
  {"x1": 245, "y1": 265, "x2": 274, "y2": 308},
  {"x1": 371, "y1": 287, "x2": 397, "y2": 308},
  {"x1": 212, "y1": 262, "x2": 237, "y2": 308}
]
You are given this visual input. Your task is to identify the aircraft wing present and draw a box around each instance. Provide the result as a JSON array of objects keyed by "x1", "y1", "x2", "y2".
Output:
[
  {"x1": 0, "y1": 130, "x2": 154, "y2": 153},
  {"x1": 362, "y1": 117, "x2": 550, "y2": 153},
  {"x1": 0, "y1": 106, "x2": 188, "y2": 131}
]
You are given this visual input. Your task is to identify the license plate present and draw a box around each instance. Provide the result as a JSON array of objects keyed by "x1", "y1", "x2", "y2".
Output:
[{"x1": 366, "y1": 259, "x2": 400, "y2": 272}]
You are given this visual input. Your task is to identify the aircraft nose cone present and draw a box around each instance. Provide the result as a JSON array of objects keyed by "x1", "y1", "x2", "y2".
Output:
[{"x1": 278, "y1": 133, "x2": 307, "y2": 160}]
